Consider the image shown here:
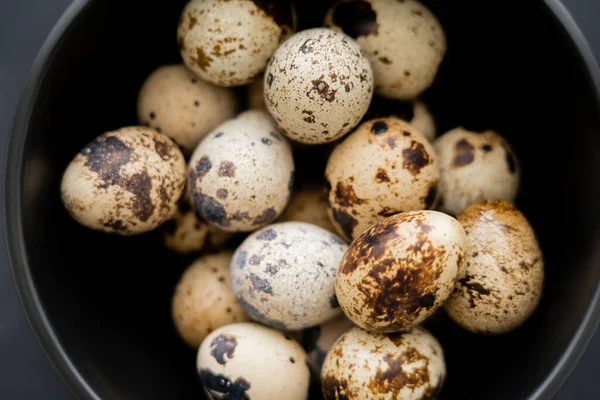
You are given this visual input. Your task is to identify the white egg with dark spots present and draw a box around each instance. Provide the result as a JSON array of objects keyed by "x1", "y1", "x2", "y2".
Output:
[
  {"x1": 197, "y1": 322, "x2": 309, "y2": 399},
  {"x1": 188, "y1": 110, "x2": 294, "y2": 232},
  {"x1": 264, "y1": 28, "x2": 374, "y2": 144},
  {"x1": 61, "y1": 127, "x2": 186, "y2": 235},
  {"x1": 325, "y1": 0, "x2": 446, "y2": 100},
  {"x1": 303, "y1": 314, "x2": 354, "y2": 375},
  {"x1": 231, "y1": 222, "x2": 348, "y2": 330}
]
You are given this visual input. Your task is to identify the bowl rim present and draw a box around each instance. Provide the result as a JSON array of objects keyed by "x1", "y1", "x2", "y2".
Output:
[{"x1": 5, "y1": 0, "x2": 600, "y2": 399}]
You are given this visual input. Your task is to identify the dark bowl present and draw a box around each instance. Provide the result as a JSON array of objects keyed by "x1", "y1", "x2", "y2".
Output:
[{"x1": 6, "y1": 0, "x2": 600, "y2": 399}]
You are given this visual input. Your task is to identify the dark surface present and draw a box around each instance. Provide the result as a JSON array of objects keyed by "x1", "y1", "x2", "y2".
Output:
[{"x1": 1, "y1": 1, "x2": 600, "y2": 399}]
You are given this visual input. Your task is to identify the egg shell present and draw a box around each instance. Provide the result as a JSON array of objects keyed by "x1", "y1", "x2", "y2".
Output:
[
  {"x1": 325, "y1": 118, "x2": 439, "y2": 241},
  {"x1": 444, "y1": 200, "x2": 544, "y2": 334},
  {"x1": 137, "y1": 64, "x2": 238, "y2": 153},
  {"x1": 61, "y1": 127, "x2": 186, "y2": 235},
  {"x1": 279, "y1": 185, "x2": 336, "y2": 233},
  {"x1": 321, "y1": 326, "x2": 445, "y2": 400},
  {"x1": 325, "y1": 0, "x2": 446, "y2": 100},
  {"x1": 231, "y1": 221, "x2": 348, "y2": 330},
  {"x1": 264, "y1": 28, "x2": 374, "y2": 144},
  {"x1": 188, "y1": 110, "x2": 294, "y2": 232},
  {"x1": 303, "y1": 314, "x2": 355, "y2": 375},
  {"x1": 364, "y1": 98, "x2": 436, "y2": 141},
  {"x1": 197, "y1": 322, "x2": 310, "y2": 400},
  {"x1": 172, "y1": 252, "x2": 249, "y2": 348},
  {"x1": 336, "y1": 211, "x2": 466, "y2": 332},
  {"x1": 178, "y1": 0, "x2": 295, "y2": 86},
  {"x1": 247, "y1": 75, "x2": 267, "y2": 110},
  {"x1": 434, "y1": 127, "x2": 520, "y2": 216},
  {"x1": 163, "y1": 209, "x2": 210, "y2": 254}
]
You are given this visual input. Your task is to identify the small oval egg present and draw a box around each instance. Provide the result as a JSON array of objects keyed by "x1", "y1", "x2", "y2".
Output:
[
  {"x1": 336, "y1": 211, "x2": 466, "y2": 332},
  {"x1": 61, "y1": 127, "x2": 186, "y2": 235},
  {"x1": 188, "y1": 110, "x2": 294, "y2": 232},
  {"x1": 163, "y1": 209, "x2": 209, "y2": 254},
  {"x1": 325, "y1": 118, "x2": 439, "y2": 241},
  {"x1": 444, "y1": 200, "x2": 544, "y2": 334},
  {"x1": 172, "y1": 252, "x2": 249, "y2": 348},
  {"x1": 247, "y1": 75, "x2": 267, "y2": 111},
  {"x1": 303, "y1": 314, "x2": 355, "y2": 375},
  {"x1": 321, "y1": 326, "x2": 445, "y2": 400},
  {"x1": 364, "y1": 97, "x2": 436, "y2": 141},
  {"x1": 264, "y1": 28, "x2": 374, "y2": 144},
  {"x1": 434, "y1": 127, "x2": 520, "y2": 216},
  {"x1": 197, "y1": 322, "x2": 310, "y2": 400},
  {"x1": 231, "y1": 222, "x2": 348, "y2": 330},
  {"x1": 137, "y1": 64, "x2": 238, "y2": 153},
  {"x1": 279, "y1": 185, "x2": 336, "y2": 233},
  {"x1": 178, "y1": 0, "x2": 296, "y2": 86},
  {"x1": 325, "y1": 0, "x2": 446, "y2": 100}
]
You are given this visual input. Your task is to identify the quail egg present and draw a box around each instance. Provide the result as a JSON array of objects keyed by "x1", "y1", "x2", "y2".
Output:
[
  {"x1": 364, "y1": 97, "x2": 436, "y2": 141},
  {"x1": 303, "y1": 314, "x2": 355, "y2": 375},
  {"x1": 163, "y1": 208, "x2": 210, "y2": 254},
  {"x1": 279, "y1": 185, "x2": 336, "y2": 233}
]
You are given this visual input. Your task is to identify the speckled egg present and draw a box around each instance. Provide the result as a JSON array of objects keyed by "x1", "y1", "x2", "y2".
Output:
[
  {"x1": 336, "y1": 211, "x2": 466, "y2": 332},
  {"x1": 231, "y1": 222, "x2": 348, "y2": 330},
  {"x1": 178, "y1": 0, "x2": 296, "y2": 86},
  {"x1": 434, "y1": 127, "x2": 520, "y2": 216},
  {"x1": 364, "y1": 97, "x2": 436, "y2": 141},
  {"x1": 303, "y1": 314, "x2": 354, "y2": 375},
  {"x1": 444, "y1": 200, "x2": 544, "y2": 334},
  {"x1": 137, "y1": 64, "x2": 238, "y2": 153},
  {"x1": 61, "y1": 127, "x2": 186, "y2": 235},
  {"x1": 163, "y1": 208, "x2": 210, "y2": 254},
  {"x1": 247, "y1": 75, "x2": 267, "y2": 110},
  {"x1": 197, "y1": 322, "x2": 310, "y2": 399},
  {"x1": 279, "y1": 186, "x2": 336, "y2": 233},
  {"x1": 188, "y1": 110, "x2": 294, "y2": 232},
  {"x1": 325, "y1": 118, "x2": 439, "y2": 241},
  {"x1": 321, "y1": 326, "x2": 445, "y2": 400},
  {"x1": 264, "y1": 28, "x2": 374, "y2": 144},
  {"x1": 325, "y1": 0, "x2": 446, "y2": 100},
  {"x1": 172, "y1": 252, "x2": 249, "y2": 348}
]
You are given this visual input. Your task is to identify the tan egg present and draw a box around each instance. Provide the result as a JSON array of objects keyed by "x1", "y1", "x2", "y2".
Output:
[
  {"x1": 434, "y1": 127, "x2": 520, "y2": 216},
  {"x1": 325, "y1": 118, "x2": 439, "y2": 241},
  {"x1": 279, "y1": 186, "x2": 335, "y2": 233},
  {"x1": 61, "y1": 127, "x2": 186, "y2": 235},
  {"x1": 444, "y1": 200, "x2": 544, "y2": 334},
  {"x1": 177, "y1": 0, "x2": 296, "y2": 87},
  {"x1": 321, "y1": 326, "x2": 445, "y2": 400},
  {"x1": 231, "y1": 222, "x2": 348, "y2": 330},
  {"x1": 247, "y1": 75, "x2": 266, "y2": 111},
  {"x1": 172, "y1": 252, "x2": 249, "y2": 348},
  {"x1": 264, "y1": 28, "x2": 374, "y2": 144},
  {"x1": 197, "y1": 323, "x2": 309, "y2": 399},
  {"x1": 303, "y1": 314, "x2": 355, "y2": 375},
  {"x1": 163, "y1": 209, "x2": 209, "y2": 254},
  {"x1": 325, "y1": 0, "x2": 446, "y2": 100},
  {"x1": 336, "y1": 211, "x2": 466, "y2": 332},
  {"x1": 364, "y1": 97, "x2": 437, "y2": 141},
  {"x1": 137, "y1": 64, "x2": 238, "y2": 154},
  {"x1": 188, "y1": 110, "x2": 294, "y2": 232}
]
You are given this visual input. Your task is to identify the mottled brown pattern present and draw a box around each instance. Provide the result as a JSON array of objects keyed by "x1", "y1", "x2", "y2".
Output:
[
  {"x1": 334, "y1": 181, "x2": 366, "y2": 207},
  {"x1": 209, "y1": 334, "x2": 238, "y2": 365},
  {"x1": 402, "y1": 140, "x2": 430, "y2": 176},
  {"x1": 368, "y1": 349, "x2": 430, "y2": 396},
  {"x1": 218, "y1": 161, "x2": 236, "y2": 177},
  {"x1": 332, "y1": 208, "x2": 358, "y2": 239},
  {"x1": 322, "y1": 375, "x2": 353, "y2": 400},
  {"x1": 375, "y1": 168, "x2": 390, "y2": 183},
  {"x1": 453, "y1": 139, "x2": 475, "y2": 167},
  {"x1": 191, "y1": 47, "x2": 212, "y2": 71}
]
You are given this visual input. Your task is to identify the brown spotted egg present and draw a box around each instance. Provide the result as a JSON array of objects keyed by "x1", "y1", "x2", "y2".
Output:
[
  {"x1": 61, "y1": 127, "x2": 186, "y2": 235},
  {"x1": 325, "y1": 118, "x2": 439, "y2": 241},
  {"x1": 197, "y1": 322, "x2": 310, "y2": 399},
  {"x1": 231, "y1": 222, "x2": 348, "y2": 330},
  {"x1": 364, "y1": 97, "x2": 437, "y2": 141},
  {"x1": 434, "y1": 127, "x2": 520, "y2": 216},
  {"x1": 177, "y1": 0, "x2": 296, "y2": 87},
  {"x1": 279, "y1": 185, "x2": 336, "y2": 233},
  {"x1": 336, "y1": 211, "x2": 466, "y2": 332},
  {"x1": 325, "y1": 0, "x2": 446, "y2": 100},
  {"x1": 303, "y1": 314, "x2": 355, "y2": 375},
  {"x1": 264, "y1": 28, "x2": 374, "y2": 144},
  {"x1": 321, "y1": 326, "x2": 445, "y2": 400},
  {"x1": 444, "y1": 200, "x2": 544, "y2": 334},
  {"x1": 172, "y1": 252, "x2": 249, "y2": 348},
  {"x1": 188, "y1": 110, "x2": 294, "y2": 232},
  {"x1": 137, "y1": 64, "x2": 238, "y2": 154}
]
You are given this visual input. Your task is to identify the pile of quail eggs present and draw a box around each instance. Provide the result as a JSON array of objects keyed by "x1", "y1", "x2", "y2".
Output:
[{"x1": 60, "y1": 0, "x2": 544, "y2": 398}]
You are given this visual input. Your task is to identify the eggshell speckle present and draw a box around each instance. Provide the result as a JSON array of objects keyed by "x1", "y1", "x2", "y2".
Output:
[
  {"x1": 325, "y1": 118, "x2": 439, "y2": 241},
  {"x1": 303, "y1": 314, "x2": 355, "y2": 375},
  {"x1": 188, "y1": 110, "x2": 294, "y2": 232},
  {"x1": 325, "y1": 0, "x2": 446, "y2": 100},
  {"x1": 321, "y1": 326, "x2": 445, "y2": 400},
  {"x1": 231, "y1": 222, "x2": 348, "y2": 330},
  {"x1": 336, "y1": 211, "x2": 466, "y2": 332},
  {"x1": 137, "y1": 64, "x2": 238, "y2": 153},
  {"x1": 279, "y1": 185, "x2": 336, "y2": 233},
  {"x1": 434, "y1": 127, "x2": 520, "y2": 216},
  {"x1": 444, "y1": 200, "x2": 544, "y2": 334},
  {"x1": 264, "y1": 28, "x2": 374, "y2": 144},
  {"x1": 178, "y1": 0, "x2": 296, "y2": 86},
  {"x1": 61, "y1": 127, "x2": 186, "y2": 235}
]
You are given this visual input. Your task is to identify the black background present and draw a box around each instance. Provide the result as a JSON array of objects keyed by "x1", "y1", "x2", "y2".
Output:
[{"x1": 1, "y1": 0, "x2": 599, "y2": 399}]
